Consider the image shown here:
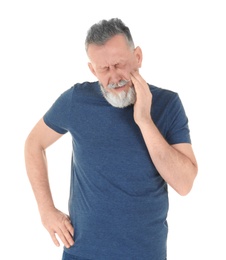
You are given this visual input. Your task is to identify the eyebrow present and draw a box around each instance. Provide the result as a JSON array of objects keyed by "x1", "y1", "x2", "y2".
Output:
[{"x1": 98, "y1": 61, "x2": 126, "y2": 70}]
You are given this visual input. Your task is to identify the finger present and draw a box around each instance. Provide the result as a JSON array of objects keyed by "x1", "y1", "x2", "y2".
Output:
[
  {"x1": 65, "y1": 219, "x2": 74, "y2": 237},
  {"x1": 56, "y1": 227, "x2": 72, "y2": 248},
  {"x1": 130, "y1": 73, "x2": 141, "y2": 92},
  {"x1": 131, "y1": 73, "x2": 151, "y2": 97},
  {"x1": 62, "y1": 220, "x2": 74, "y2": 246},
  {"x1": 130, "y1": 75, "x2": 146, "y2": 96},
  {"x1": 49, "y1": 231, "x2": 61, "y2": 247},
  {"x1": 130, "y1": 74, "x2": 143, "y2": 92},
  {"x1": 59, "y1": 221, "x2": 74, "y2": 247},
  {"x1": 130, "y1": 71, "x2": 142, "y2": 82},
  {"x1": 131, "y1": 71, "x2": 148, "y2": 87}
]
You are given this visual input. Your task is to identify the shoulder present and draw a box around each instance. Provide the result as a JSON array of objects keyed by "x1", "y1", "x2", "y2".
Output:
[
  {"x1": 59, "y1": 81, "x2": 99, "y2": 95},
  {"x1": 71, "y1": 81, "x2": 101, "y2": 96},
  {"x1": 149, "y1": 84, "x2": 180, "y2": 108},
  {"x1": 53, "y1": 81, "x2": 101, "y2": 104},
  {"x1": 149, "y1": 84, "x2": 178, "y2": 98}
]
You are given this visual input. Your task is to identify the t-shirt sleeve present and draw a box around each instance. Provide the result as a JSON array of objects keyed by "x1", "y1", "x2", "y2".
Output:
[
  {"x1": 43, "y1": 87, "x2": 74, "y2": 134},
  {"x1": 166, "y1": 93, "x2": 191, "y2": 145}
]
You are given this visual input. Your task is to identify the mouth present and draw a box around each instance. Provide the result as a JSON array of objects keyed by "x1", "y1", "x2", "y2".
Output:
[
  {"x1": 107, "y1": 80, "x2": 131, "y2": 92},
  {"x1": 118, "y1": 79, "x2": 130, "y2": 87},
  {"x1": 113, "y1": 84, "x2": 128, "y2": 92}
]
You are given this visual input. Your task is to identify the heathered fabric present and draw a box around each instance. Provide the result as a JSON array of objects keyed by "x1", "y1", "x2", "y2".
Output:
[{"x1": 43, "y1": 81, "x2": 191, "y2": 260}]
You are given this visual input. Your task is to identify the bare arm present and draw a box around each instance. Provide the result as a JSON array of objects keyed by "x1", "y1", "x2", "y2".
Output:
[
  {"x1": 131, "y1": 72, "x2": 198, "y2": 195},
  {"x1": 24, "y1": 118, "x2": 74, "y2": 248},
  {"x1": 138, "y1": 120, "x2": 197, "y2": 195}
]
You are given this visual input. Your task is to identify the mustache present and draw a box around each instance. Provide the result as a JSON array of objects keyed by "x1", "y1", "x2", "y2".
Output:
[{"x1": 107, "y1": 80, "x2": 130, "y2": 89}]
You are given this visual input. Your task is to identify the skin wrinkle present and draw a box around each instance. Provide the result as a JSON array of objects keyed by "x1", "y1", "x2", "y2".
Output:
[
  {"x1": 87, "y1": 34, "x2": 141, "y2": 108},
  {"x1": 99, "y1": 83, "x2": 136, "y2": 108},
  {"x1": 99, "y1": 79, "x2": 136, "y2": 108},
  {"x1": 24, "y1": 19, "x2": 198, "y2": 255}
]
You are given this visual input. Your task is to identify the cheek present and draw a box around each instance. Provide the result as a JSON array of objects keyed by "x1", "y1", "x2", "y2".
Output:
[
  {"x1": 126, "y1": 57, "x2": 140, "y2": 72},
  {"x1": 95, "y1": 73, "x2": 109, "y2": 87},
  {"x1": 131, "y1": 58, "x2": 140, "y2": 70},
  {"x1": 124, "y1": 64, "x2": 138, "y2": 78}
]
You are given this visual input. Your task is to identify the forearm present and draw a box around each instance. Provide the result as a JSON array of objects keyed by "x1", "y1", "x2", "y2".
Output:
[
  {"x1": 24, "y1": 139, "x2": 55, "y2": 214},
  {"x1": 138, "y1": 119, "x2": 197, "y2": 195}
]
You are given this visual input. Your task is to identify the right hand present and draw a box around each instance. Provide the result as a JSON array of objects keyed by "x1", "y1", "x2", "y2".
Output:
[
  {"x1": 130, "y1": 71, "x2": 153, "y2": 126},
  {"x1": 40, "y1": 207, "x2": 74, "y2": 248}
]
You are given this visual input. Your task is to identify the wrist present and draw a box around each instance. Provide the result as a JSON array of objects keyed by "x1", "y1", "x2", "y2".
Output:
[
  {"x1": 38, "y1": 201, "x2": 56, "y2": 215},
  {"x1": 136, "y1": 117, "x2": 154, "y2": 130}
]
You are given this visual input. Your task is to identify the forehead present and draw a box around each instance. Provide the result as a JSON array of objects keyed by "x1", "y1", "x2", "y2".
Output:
[{"x1": 87, "y1": 35, "x2": 133, "y2": 67}]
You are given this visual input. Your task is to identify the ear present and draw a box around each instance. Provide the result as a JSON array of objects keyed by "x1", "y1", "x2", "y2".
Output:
[
  {"x1": 88, "y1": 62, "x2": 97, "y2": 76},
  {"x1": 134, "y1": 46, "x2": 143, "y2": 68}
]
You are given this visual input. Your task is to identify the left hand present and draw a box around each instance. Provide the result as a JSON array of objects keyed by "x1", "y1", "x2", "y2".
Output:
[{"x1": 130, "y1": 71, "x2": 152, "y2": 126}]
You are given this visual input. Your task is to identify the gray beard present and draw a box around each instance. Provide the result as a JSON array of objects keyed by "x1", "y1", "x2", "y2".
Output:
[{"x1": 99, "y1": 83, "x2": 136, "y2": 108}]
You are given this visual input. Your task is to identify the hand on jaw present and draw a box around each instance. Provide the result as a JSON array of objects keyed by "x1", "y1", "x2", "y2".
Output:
[{"x1": 130, "y1": 71, "x2": 153, "y2": 127}]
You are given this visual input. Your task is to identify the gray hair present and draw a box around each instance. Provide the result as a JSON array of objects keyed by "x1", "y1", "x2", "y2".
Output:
[{"x1": 85, "y1": 18, "x2": 135, "y2": 52}]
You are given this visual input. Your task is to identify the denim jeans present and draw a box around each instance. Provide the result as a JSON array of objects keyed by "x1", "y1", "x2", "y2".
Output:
[
  {"x1": 62, "y1": 251, "x2": 90, "y2": 260},
  {"x1": 62, "y1": 250, "x2": 167, "y2": 260}
]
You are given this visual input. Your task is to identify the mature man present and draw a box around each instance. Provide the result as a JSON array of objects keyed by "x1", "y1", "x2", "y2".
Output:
[{"x1": 24, "y1": 18, "x2": 198, "y2": 260}]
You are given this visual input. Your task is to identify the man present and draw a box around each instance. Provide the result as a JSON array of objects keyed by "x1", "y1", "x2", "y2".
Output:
[{"x1": 24, "y1": 18, "x2": 198, "y2": 260}]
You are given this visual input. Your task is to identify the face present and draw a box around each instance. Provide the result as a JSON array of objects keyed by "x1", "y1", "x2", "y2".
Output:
[{"x1": 87, "y1": 34, "x2": 142, "y2": 107}]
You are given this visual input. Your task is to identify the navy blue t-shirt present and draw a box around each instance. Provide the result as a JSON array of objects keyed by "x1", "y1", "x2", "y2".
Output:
[{"x1": 44, "y1": 81, "x2": 191, "y2": 260}]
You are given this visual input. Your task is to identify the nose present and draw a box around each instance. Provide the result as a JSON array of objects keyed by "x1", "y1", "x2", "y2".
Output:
[{"x1": 109, "y1": 66, "x2": 121, "y2": 83}]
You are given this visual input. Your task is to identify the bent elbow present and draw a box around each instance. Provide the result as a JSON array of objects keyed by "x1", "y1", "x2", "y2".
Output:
[
  {"x1": 177, "y1": 186, "x2": 192, "y2": 196},
  {"x1": 178, "y1": 168, "x2": 198, "y2": 196}
]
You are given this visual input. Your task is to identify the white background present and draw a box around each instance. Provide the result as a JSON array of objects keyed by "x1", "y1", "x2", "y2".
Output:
[{"x1": 1, "y1": 0, "x2": 225, "y2": 259}]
